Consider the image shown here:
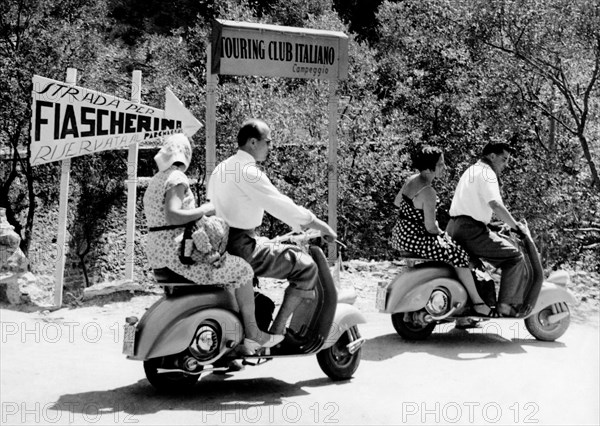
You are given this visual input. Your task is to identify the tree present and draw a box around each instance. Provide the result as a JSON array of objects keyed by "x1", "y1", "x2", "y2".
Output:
[
  {"x1": 448, "y1": 0, "x2": 600, "y2": 191},
  {"x1": 0, "y1": 0, "x2": 115, "y2": 254}
]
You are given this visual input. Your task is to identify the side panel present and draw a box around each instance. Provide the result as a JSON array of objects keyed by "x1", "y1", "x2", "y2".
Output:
[
  {"x1": 144, "y1": 309, "x2": 243, "y2": 361},
  {"x1": 384, "y1": 265, "x2": 454, "y2": 313},
  {"x1": 526, "y1": 282, "x2": 577, "y2": 317},
  {"x1": 387, "y1": 277, "x2": 468, "y2": 313},
  {"x1": 321, "y1": 304, "x2": 367, "y2": 349},
  {"x1": 131, "y1": 291, "x2": 239, "y2": 360}
]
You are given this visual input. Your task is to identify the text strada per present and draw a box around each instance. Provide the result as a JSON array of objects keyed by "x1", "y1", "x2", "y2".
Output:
[{"x1": 32, "y1": 82, "x2": 182, "y2": 164}]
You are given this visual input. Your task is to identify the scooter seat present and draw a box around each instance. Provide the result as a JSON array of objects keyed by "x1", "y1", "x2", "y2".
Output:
[{"x1": 397, "y1": 250, "x2": 430, "y2": 260}]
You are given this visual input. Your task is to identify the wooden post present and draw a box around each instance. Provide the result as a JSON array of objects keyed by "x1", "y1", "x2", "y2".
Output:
[
  {"x1": 206, "y1": 43, "x2": 218, "y2": 181},
  {"x1": 53, "y1": 68, "x2": 77, "y2": 307},
  {"x1": 327, "y1": 79, "x2": 339, "y2": 267},
  {"x1": 125, "y1": 70, "x2": 142, "y2": 281}
]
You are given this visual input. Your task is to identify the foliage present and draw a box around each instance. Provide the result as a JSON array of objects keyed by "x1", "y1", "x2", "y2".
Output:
[
  {"x1": 1, "y1": 0, "x2": 116, "y2": 255},
  {"x1": 1, "y1": 0, "x2": 598, "y2": 285},
  {"x1": 446, "y1": 0, "x2": 600, "y2": 191},
  {"x1": 371, "y1": 0, "x2": 599, "y2": 269}
]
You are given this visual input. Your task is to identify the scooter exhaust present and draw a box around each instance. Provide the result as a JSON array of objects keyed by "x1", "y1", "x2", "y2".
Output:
[
  {"x1": 347, "y1": 338, "x2": 366, "y2": 354},
  {"x1": 424, "y1": 302, "x2": 463, "y2": 322}
]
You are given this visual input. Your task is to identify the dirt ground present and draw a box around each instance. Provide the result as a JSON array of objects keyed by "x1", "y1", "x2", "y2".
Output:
[{"x1": 4, "y1": 259, "x2": 597, "y2": 328}]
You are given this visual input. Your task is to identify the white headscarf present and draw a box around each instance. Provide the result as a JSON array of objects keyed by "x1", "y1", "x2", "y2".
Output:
[{"x1": 154, "y1": 134, "x2": 192, "y2": 172}]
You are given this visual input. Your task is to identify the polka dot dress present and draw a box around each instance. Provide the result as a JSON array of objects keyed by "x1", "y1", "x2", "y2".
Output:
[
  {"x1": 391, "y1": 194, "x2": 469, "y2": 267},
  {"x1": 143, "y1": 166, "x2": 253, "y2": 289}
]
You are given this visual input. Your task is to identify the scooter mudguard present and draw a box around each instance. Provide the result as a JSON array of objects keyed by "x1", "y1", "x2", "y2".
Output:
[
  {"x1": 130, "y1": 292, "x2": 243, "y2": 361},
  {"x1": 526, "y1": 281, "x2": 577, "y2": 317},
  {"x1": 320, "y1": 304, "x2": 367, "y2": 349}
]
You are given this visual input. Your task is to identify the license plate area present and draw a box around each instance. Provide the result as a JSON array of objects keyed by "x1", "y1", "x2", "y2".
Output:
[
  {"x1": 122, "y1": 324, "x2": 136, "y2": 356},
  {"x1": 375, "y1": 283, "x2": 387, "y2": 312}
]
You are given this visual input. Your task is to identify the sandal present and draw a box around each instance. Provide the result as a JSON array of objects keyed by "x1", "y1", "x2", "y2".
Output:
[{"x1": 488, "y1": 309, "x2": 501, "y2": 318}]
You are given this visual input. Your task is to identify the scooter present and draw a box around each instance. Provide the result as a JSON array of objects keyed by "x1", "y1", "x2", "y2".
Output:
[
  {"x1": 376, "y1": 222, "x2": 576, "y2": 342},
  {"x1": 122, "y1": 230, "x2": 366, "y2": 392}
]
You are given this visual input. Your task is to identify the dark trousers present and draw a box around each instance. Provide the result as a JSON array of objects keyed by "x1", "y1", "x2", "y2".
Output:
[
  {"x1": 227, "y1": 228, "x2": 317, "y2": 299},
  {"x1": 446, "y1": 216, "x2": 526, "y2": 305}
]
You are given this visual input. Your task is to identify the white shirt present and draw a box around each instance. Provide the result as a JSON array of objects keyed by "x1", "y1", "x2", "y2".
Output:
[
  {"x1": 449, "y1": 160, "x2": 503, "y2": 224},
  {"x1": 207, "y1": 150, "x2": 315, "y2": 230}
]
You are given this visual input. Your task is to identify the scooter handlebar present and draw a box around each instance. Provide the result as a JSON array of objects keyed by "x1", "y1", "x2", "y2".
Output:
[
  {"x1": 270, "y1": 230, "x2": 347, "y2": 248},
  {"x1": 271, "y1": 229, "x2": 323, "y2": 245}
]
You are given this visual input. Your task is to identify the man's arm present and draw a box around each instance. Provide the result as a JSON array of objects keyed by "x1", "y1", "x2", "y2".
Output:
[
  {"x1": 165, "y1": 185, "x2": 215, "y2": 225},
  {"x1": 489, "y1": 200, "x2": 519, "y2": 229}
]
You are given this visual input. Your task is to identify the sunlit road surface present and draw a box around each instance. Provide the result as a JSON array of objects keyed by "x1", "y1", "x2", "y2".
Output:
[{"x1": 1, "y1": 304, "x2": 598, "y2": 425}]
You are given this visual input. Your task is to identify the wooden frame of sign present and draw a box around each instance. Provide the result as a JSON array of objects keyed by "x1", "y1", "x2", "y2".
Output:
[
  {"x1": 206, "y1": 20, "x2": 349, "y2": 264},
  {"x1": 31, "y1": 69, "x2": 201, "y2": 307}
]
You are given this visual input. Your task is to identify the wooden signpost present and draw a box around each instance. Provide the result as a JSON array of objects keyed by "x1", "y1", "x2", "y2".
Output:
[
  {"x1": 32, "y1": 20, "x2": 348, "y2": 306},
  {"x1": 207, "y1": 19, "x2": 349, "y2": 263},
  {"x1": 30, "y1": 69, "x2": 202, "y2": 307}
]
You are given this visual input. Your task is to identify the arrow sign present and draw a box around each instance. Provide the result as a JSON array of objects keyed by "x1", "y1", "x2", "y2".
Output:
[{"x1": 30, "y1": 75, "x2": 203, "y2": 166}]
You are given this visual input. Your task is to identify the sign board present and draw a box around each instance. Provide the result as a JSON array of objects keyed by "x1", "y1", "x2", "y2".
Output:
[
  {"x1": 30, "y1": 75, "x2": 202, "y2": 165},
  {"x1": 211, "y1": 19, "x2": 348, "y2": 80}
]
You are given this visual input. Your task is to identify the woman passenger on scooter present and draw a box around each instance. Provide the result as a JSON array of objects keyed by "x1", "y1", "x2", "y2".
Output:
[
  {"x1": 143, "y1": 134, "x2": 284, "y2": 353},
  {"x1": 390, "y1": 146, "x2": 490, "y2": 315}
]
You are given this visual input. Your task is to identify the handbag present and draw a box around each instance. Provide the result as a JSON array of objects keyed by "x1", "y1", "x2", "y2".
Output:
[{"x1": 180, "y1": 216, "x2": 230, "y2": 266}]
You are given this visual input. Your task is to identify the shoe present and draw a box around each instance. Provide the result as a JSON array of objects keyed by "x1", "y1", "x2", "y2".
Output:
[
  {"x1": 455, "y1": 318, "x2": 482, "y2": 330},
  {"x1": 243, "y1": 334, "x2": 285, "y2": 354},
  {"x1": 496, "y1": 303, "x2": 519, "y2": 317}
]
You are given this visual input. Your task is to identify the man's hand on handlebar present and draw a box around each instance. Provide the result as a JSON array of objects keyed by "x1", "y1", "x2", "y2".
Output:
[
  {"x1": 489, "y1": 220, "x2": 528, "y2": 239},
  {"x1": 306, "y1": 217, "x2": 337, "y2": 243},
  {"x1": 512, "y1": 221, "x2": 529, "y2": 239}
]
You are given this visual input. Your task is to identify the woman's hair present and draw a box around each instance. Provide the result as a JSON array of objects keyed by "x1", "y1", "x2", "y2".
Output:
[{"x1": 412, "y1": 146, "x2": 443, "y2": 171}]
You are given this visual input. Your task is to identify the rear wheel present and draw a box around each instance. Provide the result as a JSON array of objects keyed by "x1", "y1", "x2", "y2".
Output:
[
  {"x1": 143, "y1": 357, "x2": 200, "y2": 392},
  {"x1": 391, "y1": 311, "x2": 436, "y2": 340},
  {"x1": 317, "y1": 326, "x2": 361, "y2": 381},
  {"x1": 525, "y1": 303, "x2": 570, "y2": 342}
]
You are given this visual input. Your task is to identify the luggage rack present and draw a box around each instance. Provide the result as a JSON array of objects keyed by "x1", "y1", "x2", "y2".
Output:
[{"x1": 153, "y1": 268, "x2": 225, "y2": 296}]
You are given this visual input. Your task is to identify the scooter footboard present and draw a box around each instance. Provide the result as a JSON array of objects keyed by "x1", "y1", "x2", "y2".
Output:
[
  {"x1": 132, "y1": 308, "x2": 243, "y2": 361},
  {"x1": 527, "y1": 282, "x2": 577, "y2": 317},
  {"x1": 320, "y1": 304, "x2": 367, "y2": 349}
]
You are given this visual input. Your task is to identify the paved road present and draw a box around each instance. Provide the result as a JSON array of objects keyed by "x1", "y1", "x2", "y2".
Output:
[{"x1": 1, "y1": 299, "x2": 598, "y2": 425}]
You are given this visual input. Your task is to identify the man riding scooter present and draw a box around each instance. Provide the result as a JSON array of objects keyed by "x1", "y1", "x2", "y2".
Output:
[
  {"x1": 207, "y1": 118, "x2": 337, "y2": 347},
  {"x1": 447, "y1": 141, "x2": 528, "y2": 319}
]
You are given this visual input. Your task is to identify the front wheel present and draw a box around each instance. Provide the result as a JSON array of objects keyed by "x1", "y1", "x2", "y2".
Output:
[
  {"x1": 391, "y1": 311, "x2": 436, "y2": 340},
  {"x1": 144, "y1": 357, "x2": 200, "y2": 392},
  {"x1": 317, "y1": 326, "x2": 361, "y2": 381},
  {"x1": 524, "y1": 303, "x2": 570, "y2": 342}
]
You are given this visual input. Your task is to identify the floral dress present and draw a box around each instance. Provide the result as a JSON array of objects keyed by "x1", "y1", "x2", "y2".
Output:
[
  {"x1": 390, "y1": 193, "x2": 469, "y2": 267},
  {"x1": 143, "y1": 165, "x2": 253, "y2": 288}
]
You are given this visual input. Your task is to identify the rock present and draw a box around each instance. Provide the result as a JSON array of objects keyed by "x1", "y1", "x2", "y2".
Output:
[
  {"x1": 1, "y1": 209, "x2": 29, "y2": 274},
  {"x1": 0, "y1": 272, "x2": 37, "y2": 305},
  {"x1": 82, "y1": 279, "x2": 144, "y2": 300}
]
